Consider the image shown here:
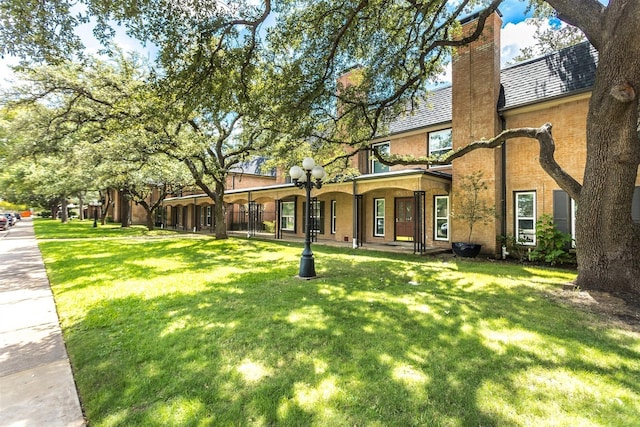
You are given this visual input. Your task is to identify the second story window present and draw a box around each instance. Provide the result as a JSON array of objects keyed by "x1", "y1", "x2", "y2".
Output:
[
  {"x1": 371, "y1": 142, "x2": 390, "y2": 174},
  {"x1": 428, "y1": 128, "x2": 453, "y2": 166}
]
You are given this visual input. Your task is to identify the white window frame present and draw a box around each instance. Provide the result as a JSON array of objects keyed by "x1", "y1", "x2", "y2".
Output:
[
  {"x1": 428, "y1": 128, "x2": 453, "y2": 166},
  {"x1": 331, "y1": 200, "x2": 337, "y2": 234},
  {"x1": 374, "y1": 198, "x2": 385, "y2": 237},
  {"x1": 515, "y1": 191, "x2": 536, "y2": 245},
  {"x1": 281, "y1": 201, "x2": 295, "y2": 231},
  {"x1": 571, "y1": 199, "x2": 577, "y2": 248},
  {"x1": 371, "y1": 142, "x2": 390, "y2": 174},
  {"x1": 205, "y1": 206, "x2": 212, "y2": 226},
  {"x1": 434, "y1": 196, "x2": 449, "y2": 241}
]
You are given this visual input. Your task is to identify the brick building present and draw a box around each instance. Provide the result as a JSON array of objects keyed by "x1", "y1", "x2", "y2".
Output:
[{"x1": 159, "y1": 11, "x2": 640, "y2": 255}]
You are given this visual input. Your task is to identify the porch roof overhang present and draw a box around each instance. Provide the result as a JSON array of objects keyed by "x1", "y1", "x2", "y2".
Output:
[{"x1": 162, "y1": 169, "x2": 452, "y2": 206}]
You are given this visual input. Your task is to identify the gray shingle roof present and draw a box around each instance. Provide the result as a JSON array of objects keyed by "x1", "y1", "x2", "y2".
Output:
[
  {"x1": 500, "y1": 41, "x2": 597, "y2": 110},
  {"x1": 384, "y1": 41, "x2": 597, "y2": 136},
  {"x1": 387, "y1": 85, "x2": 452, "y2": 136}
]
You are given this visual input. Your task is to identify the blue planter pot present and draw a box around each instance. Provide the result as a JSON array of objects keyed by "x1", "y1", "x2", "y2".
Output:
[{"x1": 452, "y1": 242, "x2": 482, "y2": 258}]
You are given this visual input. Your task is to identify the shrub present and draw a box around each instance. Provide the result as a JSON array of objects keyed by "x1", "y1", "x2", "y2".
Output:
[
  {"x1": 529, "y1": 214, "x2": 575, "y2": 265},
  {"x1": 40, "y1": 211, "x2": 52, "y2": 218},
  {"x1": 263, "y1": 220, "x2": 276, "y2": 233}
]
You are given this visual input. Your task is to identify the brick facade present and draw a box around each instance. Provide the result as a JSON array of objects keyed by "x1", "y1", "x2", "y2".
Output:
[{"x1": 154, "y1": 11, "x2": 639, "y2": 256}]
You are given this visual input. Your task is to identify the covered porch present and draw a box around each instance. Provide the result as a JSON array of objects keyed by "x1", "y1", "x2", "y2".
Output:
[{"x1": 224, "y1": 169, "x2": 452, "y2": 254}]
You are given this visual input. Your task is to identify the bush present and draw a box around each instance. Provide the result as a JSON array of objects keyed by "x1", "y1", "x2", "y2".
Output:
[
  {"x1": 529, "y1": 214, "x2": 575, "y2": 266},
  {"x1": 40, "y1": 211, "x2": 52, "y2": 218},
  {"x1": 263, "y1": 220, "x2": 275, "y2": 233}
]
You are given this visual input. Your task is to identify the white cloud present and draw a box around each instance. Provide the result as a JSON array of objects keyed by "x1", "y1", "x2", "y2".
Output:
[{"x1": 500, "y1": 18, "x2": 547, "y2": 65}]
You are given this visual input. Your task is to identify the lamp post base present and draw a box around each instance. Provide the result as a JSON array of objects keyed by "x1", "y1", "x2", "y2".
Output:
[{"x1": 298, "y1": 255, "x2": 316, "y2": 278}]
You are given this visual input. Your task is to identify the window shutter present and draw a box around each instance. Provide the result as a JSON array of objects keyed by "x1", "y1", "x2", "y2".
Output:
[
  {"x1": 553, "y1": 190, "x2": 571, "y2": 234},
  {"x1": 633, "y1": 187, "x2": 640, "y2": 223}
]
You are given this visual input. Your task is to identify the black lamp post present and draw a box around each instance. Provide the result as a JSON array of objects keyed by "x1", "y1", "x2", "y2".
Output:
[{"x1": 289, "y1": 157, "x2": 325, "y2": 278}]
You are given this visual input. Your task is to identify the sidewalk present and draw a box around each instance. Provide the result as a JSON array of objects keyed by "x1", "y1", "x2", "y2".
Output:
[{"x1": 0, "y1": 217, "x2": 85, "y2": 427}]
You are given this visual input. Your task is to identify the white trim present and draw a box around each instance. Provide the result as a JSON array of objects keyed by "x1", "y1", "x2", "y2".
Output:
[
  {"x1": 571, "y1": 198, "x2": 577, "y2": 248},
  {"x1": 281, "y1": 201, "x2": 295, "y2": 231},
  {"x1": 434, "y1": 195, "x2": 449, "y2": 241},
  {"x1": 371, "y1": 142, "x2": 390, "y2": 174},
  {"x1": 515, "y1": 191, "x2": 536, "y2": 245},
  {"x1": 374, "y1": 198, "x2": 385, "y2": 237},
  {"x1": 331, "y1": 200, "x2": 337, "y2": 234}
]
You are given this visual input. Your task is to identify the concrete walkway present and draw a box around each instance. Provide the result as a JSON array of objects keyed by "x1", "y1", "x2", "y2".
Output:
[{"x1": 0, "y1": 217, "x2": 85, "y2": 427}]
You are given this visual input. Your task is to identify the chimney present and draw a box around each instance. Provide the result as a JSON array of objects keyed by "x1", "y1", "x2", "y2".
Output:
[
  {"x1": 450, "y1": 10, "x2": 503, "y2": 252},
  {"x1": 337, "y1": 66, "x2": 368, "y2": 172}
]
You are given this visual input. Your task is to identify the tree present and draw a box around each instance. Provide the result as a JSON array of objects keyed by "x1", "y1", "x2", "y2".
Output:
[
  {"x1": 453, "y1": 171, "x2": 495, "y2": 243},
  {"x1": 267, "y1": 0, "x2": 640, "y2": 297},
  {"x1": 0, "y1": 102, "x2": 96, "y2": 221},
  {"x1": 2, "y1": 51, "x2": 274, "y2": 237},
  {"x1": 2, "y1": 0, "x2": 639, "y2": 297}
]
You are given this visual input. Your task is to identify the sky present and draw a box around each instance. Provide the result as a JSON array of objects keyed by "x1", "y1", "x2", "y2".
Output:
[{"x1": 0, "y1": 0, "x2": 543, "y2": 88}]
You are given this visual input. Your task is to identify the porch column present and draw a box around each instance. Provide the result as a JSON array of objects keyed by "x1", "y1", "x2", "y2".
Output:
[{"x1": 413, "y1": 191, "x2": 426, "y2": 254}]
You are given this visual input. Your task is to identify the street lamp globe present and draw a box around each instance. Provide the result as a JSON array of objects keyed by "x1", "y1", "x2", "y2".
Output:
[
  {"x1": 302, "y1": 157, "x2": 316, "y2": 171},
  {"x1": 289, "y1": 165, "x2": 304, "y2": 180},
  {"x1": 311, "y1": 165, "x2": 325, "y2": 180}
]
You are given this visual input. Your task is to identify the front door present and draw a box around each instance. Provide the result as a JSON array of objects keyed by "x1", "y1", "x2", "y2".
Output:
[{"x1": 395, "y1": 197, "x2": 414, "y2": 241}]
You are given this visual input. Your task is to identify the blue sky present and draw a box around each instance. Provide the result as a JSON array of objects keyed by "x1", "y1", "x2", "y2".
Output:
[{"x1": 1, "y1": 0, "x2": 542, "y2": 87}]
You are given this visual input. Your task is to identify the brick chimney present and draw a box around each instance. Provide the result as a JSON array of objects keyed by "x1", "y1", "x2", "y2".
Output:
[
  {"x1": 451, "y1": 11, "x2": 503, "y2": 251},
  {"x1": 337, "y1": 66, "x2": 369, "y2": 172}
]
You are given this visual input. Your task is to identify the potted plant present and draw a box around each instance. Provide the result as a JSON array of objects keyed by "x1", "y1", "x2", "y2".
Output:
[{"x1": 451, "y1": 171, "x2": 495, "y2": 257}]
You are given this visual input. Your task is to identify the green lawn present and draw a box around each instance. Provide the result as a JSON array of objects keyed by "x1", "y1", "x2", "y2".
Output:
[{"x1": 35, "y1": 219, "x2": 640, "y2": 426}]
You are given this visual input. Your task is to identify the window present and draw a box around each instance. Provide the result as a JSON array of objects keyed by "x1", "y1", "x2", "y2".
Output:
[
  {"x1": 434, "y1": 196, "x2": 449, "y2": 241},
  {"x1": 281, "y1": 201, "x2": 295, "y2": 231},
  {"x1": 428, "y1": 128, "x2": 453, "y2": 165},
  {"x1": 371, "y1": 142, "x2": 390, "y2": 174},
  {"x1": 515, "y1": 191, "x2": 536, "y2": 245},
  {"x1": 205, "y1": 206, "x2": 212, "y2": 226},
  {"x1": 374, "y1": 198, "x2": 385, "y2": 236},
  {"x1": 303, "y1": 200, "x2": 325, "y2": 234},
  {"x1": 331, "y1": 200, "x2": 337, "y2": 234}
]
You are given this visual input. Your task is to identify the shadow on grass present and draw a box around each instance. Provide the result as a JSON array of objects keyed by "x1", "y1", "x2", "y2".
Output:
[{"x1": 52, "y1": 241, "x2": 640, "y2": 426}]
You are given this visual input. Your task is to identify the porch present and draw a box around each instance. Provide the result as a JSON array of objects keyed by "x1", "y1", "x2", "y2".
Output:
[{"x1": 225, "y1": 230, "x2": 450, "y2": 255}]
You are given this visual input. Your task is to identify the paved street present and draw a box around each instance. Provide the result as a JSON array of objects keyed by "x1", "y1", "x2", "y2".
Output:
[{"x1": 0, "y1": 217, "x2": 85, "y2": 427}]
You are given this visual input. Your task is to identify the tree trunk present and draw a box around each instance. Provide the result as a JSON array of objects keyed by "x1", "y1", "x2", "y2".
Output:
[
  {"x1": 575, "y1": 6, "x2": 640, "y2": 294},
  {"x1": 60, "y1": 198, "x2": 69, "y2": 223},
  {"x1": 100, "y1": 190, "x2": 112, "y2": 225},
  {"x1": 120, "y1": 193, "x2": 131, "y2": 228},
  {"x1": 144, "y1": 206, "x2": 155, "y2": 231},
  {"x1": 50, "y1": 201, "x2": 59, "y2": 220},
  {"x1": 78, "y1": 194, "x2": 85, "y2": 221},
  {"x1": 213, "y1": 182, "x2": 228, "y2": 239}
]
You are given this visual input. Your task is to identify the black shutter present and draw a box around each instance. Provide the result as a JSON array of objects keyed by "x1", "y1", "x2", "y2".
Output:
[
  {"x1": 553, "y1": 190, "x2": 571, "y2": 235},
  {"x1": 633, "y1": 187, "x2": 640, "y2": 223}
]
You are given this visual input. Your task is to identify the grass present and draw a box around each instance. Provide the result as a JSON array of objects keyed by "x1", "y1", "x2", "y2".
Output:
[
  {"x1": 34, "y1": 218, "x2": 177, "y2": 239},
  {"x1": 35, "y1": 219, "x2": 640, "y2": 426}
]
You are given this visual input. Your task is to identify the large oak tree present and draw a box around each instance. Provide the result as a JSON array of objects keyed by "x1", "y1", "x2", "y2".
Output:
[{"x1": 268, "y1": 0, "x2": 640, "y2": 296}]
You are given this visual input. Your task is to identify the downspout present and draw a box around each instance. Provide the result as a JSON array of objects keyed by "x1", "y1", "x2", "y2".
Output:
[{"x1": 500, "y1": 113, "x2": 508, "y2": 259}]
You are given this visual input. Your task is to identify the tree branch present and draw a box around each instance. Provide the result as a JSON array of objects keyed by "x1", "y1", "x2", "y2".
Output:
[
  {"x1": 372, "y1": 123, "x2": 583, "y2": 199},
  {"x1": 545, "y1": 0, "x2": 605, "y2": 48}
]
